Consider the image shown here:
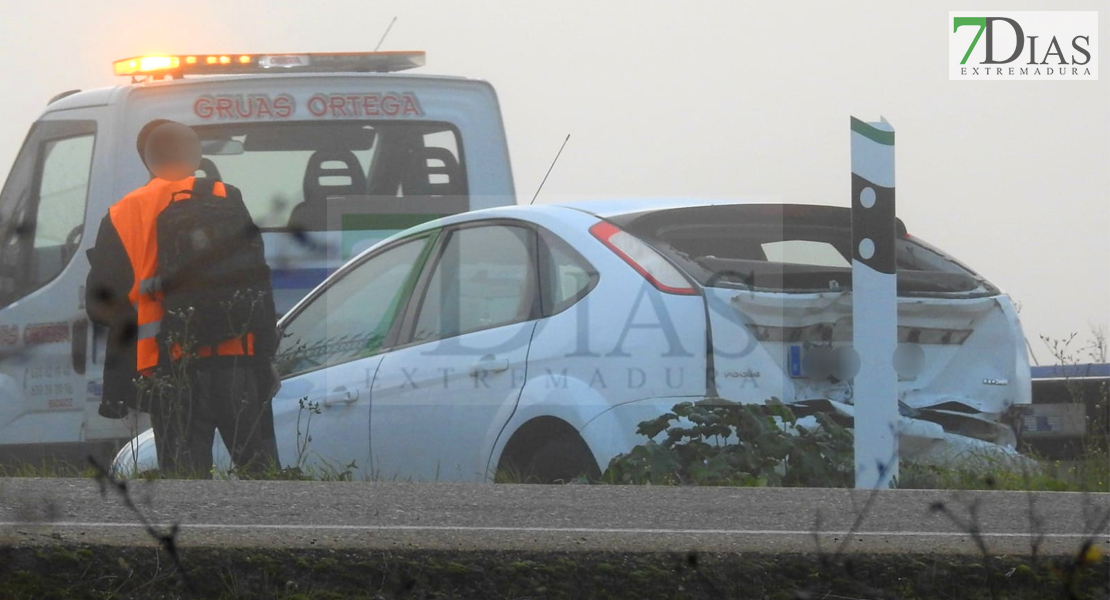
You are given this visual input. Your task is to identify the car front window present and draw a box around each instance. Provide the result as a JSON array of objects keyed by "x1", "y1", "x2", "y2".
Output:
[{"x1": 275, "y1": 236, "x2": 428, "y2": 376}]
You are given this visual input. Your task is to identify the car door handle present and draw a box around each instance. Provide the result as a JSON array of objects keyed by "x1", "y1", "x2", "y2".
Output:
[
  {"x1": 322, "y1": 386, "x2": 359, "y2": 407},
  {"x1": 469, "y1": 357, "x2": 510, "y2": 376}
]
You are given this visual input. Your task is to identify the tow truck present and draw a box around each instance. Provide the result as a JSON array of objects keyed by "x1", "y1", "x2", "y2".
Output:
[{"x1": 0, "y1": 51, "x2": 516, "y2": 464}]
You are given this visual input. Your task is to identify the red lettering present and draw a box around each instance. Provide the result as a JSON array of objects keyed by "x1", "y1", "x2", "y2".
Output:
[
  {"x1": 307, "y1": 94, "x2": 328, "y2": 117},
  {"x1": 253, "y1": 95, "x2": 273, "y2": 118},
  {"x1": 381, "y1": 94, "x2": 400, "y2": 116},
  {"x1": 329, "y1": 95, "x2": 348, "y2": 117},
  {"x1": 304, "y1": 92, "x2": 422, "y2": 118},
  {"x1": 234, "y1": 96, "x2": 253, "y2": 118},
  {"x1": 401, "y1": 94, "x2": 422, "y2": 116},
  {"x1": 196, "y1": 93, "x2": 299, "y2": 120},
  {"x1": 214, "y1": 97, "x2": 234, "y2": 119},
  {"x1": 194, "y1": 96, "x2": 215, "y2": 119},
  {"x1": 273, "y1": 94, "x2": 295, "y2": 118},
  {"x1": 362, "y1": 94, "x2": 380, "y2": 116},
  {"x1": 23, "y1": 323, "x2": 68, "y2": 345}
]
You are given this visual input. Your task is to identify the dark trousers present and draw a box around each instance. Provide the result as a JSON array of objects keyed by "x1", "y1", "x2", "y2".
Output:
[{"x1": 149, "y1": 361, "x2": 278, "y2": 478}]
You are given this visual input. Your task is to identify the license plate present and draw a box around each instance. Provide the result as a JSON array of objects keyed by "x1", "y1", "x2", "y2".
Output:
[{"x1": 787, "y1": 345, "x2": 804, "y2": 378}]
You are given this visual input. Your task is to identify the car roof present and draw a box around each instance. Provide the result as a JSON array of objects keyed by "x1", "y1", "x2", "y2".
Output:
[
  {"x1": 373, "y1": 197, "x2": 847, "y2": 246},
  {"x1": 547, "y1": 196, "x2": 836, "y2": 218}
]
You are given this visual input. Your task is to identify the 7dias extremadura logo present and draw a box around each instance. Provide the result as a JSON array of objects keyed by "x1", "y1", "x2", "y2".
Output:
[{"x1": 950, "y1": 11, "x2": 1098, "y2": 80}]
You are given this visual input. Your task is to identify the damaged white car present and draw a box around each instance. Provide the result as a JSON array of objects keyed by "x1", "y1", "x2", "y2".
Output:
[{"x1": 114, "y1": 199, "x2": 1031, "y2": 481}]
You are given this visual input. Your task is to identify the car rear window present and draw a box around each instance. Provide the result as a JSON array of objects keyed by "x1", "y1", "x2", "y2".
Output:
[
  {"x1": 611, "y1": 204, "x2": 997, "y2": 296},
  {"x1": 760, "y1": 240, "x2": 850, "y2": 268}
]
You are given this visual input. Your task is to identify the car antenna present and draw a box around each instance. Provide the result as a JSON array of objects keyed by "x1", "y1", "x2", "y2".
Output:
[
  {"x1": 530, "y1": 134, "x2": 570, "y2": 205},
  {"x1": 374, "y1": 16, "x2": 398, "y2": 51}
]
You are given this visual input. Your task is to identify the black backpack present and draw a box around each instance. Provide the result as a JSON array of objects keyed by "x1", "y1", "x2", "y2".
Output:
[{"x1": 155, "y1": 178, "x2": 271, "y2": 352}]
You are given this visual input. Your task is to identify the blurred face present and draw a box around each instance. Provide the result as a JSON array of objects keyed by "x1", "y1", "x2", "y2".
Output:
[{"x1": 144, "y1": 122, "x2": 201, "y2": 181}]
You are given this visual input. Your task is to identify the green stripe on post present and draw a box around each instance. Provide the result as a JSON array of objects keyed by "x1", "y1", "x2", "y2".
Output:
[{"x1": 850, "y1": 117, "x2": 895, "y2": 146}]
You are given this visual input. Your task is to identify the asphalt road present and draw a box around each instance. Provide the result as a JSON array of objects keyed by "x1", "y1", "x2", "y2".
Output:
[{"x1": 0, "y1": 479, "x2": 1106, "y2": 555}]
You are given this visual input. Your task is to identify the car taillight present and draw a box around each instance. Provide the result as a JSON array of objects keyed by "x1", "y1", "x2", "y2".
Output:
[{"x1": 589, "y1": 221, "x2": 697, "y2": 295}]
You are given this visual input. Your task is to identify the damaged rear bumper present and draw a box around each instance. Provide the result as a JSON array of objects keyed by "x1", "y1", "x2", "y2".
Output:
[{"x1": 792, "y1": 398, "x2": 1032, "y2": 467}]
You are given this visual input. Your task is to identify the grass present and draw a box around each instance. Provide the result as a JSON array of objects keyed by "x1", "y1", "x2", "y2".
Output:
[
  {"x1": 0, "y1": 545, "x2": 1106, "y2": 600},
  {"x1": 492, "y1": 464, "x2": 540, "y2": 485},
  {"x1": 0, "y1": 459, "x2": 99, "y2": 479},
  {"x1": 896, "y1": 442, "x2": 1109, "y2": 492}
]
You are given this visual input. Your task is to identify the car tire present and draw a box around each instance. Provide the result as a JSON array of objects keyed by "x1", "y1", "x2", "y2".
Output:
[{"x1": 524, "y1": 439, "x2": 600, "y2": 484}]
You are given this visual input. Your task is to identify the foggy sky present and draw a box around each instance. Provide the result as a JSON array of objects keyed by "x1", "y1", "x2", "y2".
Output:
[{"x1": 1, "y1": 0, "x2": 1106, "y2": 364}]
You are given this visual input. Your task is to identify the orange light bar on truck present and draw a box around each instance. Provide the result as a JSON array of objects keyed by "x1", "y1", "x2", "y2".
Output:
[
  {"x1": 113, "y1": 55, "x2": 181, "y2": 76},
  {"x1": 112, "y1": 51, "x2": 426, "y2": 79}
]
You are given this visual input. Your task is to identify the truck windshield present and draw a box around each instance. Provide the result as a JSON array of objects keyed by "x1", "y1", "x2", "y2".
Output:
[
  {"x1": 613, "y1": 204, "x2": 998, "y2": 297},
  {"x1": 194, "y1": 121, "x2": 467, "y2": 230}
]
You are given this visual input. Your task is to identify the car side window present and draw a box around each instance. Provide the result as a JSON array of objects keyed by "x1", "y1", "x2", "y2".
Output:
[
  {"x1": 410, "y1": 224, "x2": 537, "y2": 344},
  {"x1": 0, "y1": 121, "x2": 96, "y2": 305},
  {"x1": 539, "y1": 229, "x2": 599, "y2": 316},
  {"x1": 275, "y1": 236, "x2": 428, "y2": 376}
]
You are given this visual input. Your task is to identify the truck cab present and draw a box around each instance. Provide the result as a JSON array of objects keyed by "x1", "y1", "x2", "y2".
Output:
[{"x1": 0, "y1": 51, "x2": 516, "y2": 463}]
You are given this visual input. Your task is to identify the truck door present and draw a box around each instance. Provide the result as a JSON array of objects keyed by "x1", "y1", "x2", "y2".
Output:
[{"x1": 0, "y1": 115, "x2": 135, "y2": 458}]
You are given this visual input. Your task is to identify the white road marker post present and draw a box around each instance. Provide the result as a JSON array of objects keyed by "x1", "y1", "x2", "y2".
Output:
[{"x1": 850, "y1": 116, "x2": 898, "y2": 489}]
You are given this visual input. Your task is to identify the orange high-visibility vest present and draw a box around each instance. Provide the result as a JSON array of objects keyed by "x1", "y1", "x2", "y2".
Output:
[{"x1": 109, "y1": 176, "x2": 254, "y2": 372}]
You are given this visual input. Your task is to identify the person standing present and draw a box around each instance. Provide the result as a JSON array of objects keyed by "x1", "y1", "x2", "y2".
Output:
[{"x1": 86, "y1": 119, "x2": 280, "y2": 477}]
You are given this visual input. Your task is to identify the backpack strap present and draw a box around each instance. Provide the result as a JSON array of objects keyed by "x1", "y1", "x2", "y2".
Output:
[
  {"x1": 192, "y1": 176, "x2": 217, "y2": 197},
  {"x1": 169, "y1": 177, "x2": 217, "y2": 203}
]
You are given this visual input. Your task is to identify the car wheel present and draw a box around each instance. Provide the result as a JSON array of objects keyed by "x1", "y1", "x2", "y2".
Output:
[{"x1": 524, "y1": 439, "x2": 600, "y2": 484}]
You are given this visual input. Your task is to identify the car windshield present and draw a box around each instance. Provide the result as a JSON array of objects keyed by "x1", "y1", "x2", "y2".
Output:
[
  {"x1": 194, "y1": 121, "x2": 467, "y2": 229},
  {"x1": 612, "y1": 204, "x2": 997, "y2": 296}
]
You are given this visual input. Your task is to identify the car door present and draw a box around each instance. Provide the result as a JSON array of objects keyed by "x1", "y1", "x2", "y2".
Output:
[
  {"x1": 270, "y1": 234, "x2": 433, "y2": 478},
  {"x1": 371, "y1": 222, "x2": 539, "y2": 482}
]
